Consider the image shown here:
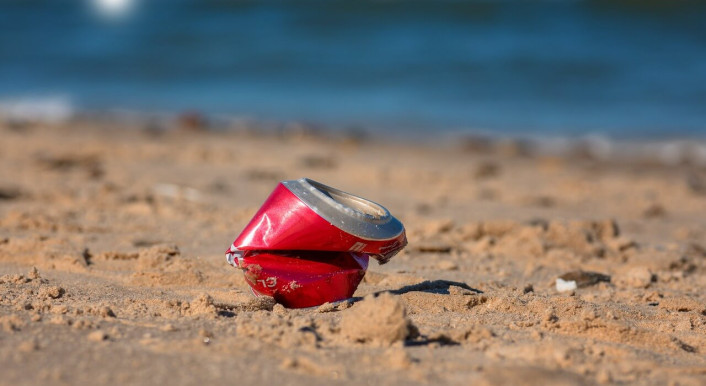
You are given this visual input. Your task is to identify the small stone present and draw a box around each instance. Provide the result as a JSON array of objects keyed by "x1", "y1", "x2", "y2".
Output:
[{"x1": 556, "y1": 278, "x2": 578, "y2": 292}]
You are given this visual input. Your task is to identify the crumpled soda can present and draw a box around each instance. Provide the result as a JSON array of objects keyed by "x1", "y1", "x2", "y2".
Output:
[{"x1": 226, "y1": 178, "x2": 407, "y2": 308}]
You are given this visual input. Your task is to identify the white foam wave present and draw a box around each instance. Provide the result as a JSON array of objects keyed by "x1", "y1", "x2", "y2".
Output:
[{"x1": 0, "y1": 96, "x2": 74, "y2": 123}]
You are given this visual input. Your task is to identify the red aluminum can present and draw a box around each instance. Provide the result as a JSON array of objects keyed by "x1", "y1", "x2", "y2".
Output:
[{"x1": 226, "y1": 178, "x2": 406, "y2": 308}]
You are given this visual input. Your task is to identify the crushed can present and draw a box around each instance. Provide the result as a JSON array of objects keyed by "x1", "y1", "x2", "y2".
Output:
[{"x1": 226, "y1": 178, "x2": 407, "y2": 308}]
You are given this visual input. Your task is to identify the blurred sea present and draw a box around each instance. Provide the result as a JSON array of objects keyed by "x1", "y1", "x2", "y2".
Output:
[{"x1": 1, "y1": 0, "x2": 705, "y2": 139}]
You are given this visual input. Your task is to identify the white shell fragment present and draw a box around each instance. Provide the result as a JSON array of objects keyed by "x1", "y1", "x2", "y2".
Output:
[{"x1": 556, "y1": 278, "x2": 578, "y2": 292}]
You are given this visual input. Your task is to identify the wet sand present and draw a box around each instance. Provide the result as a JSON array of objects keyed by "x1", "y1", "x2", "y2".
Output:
[{"x1": 0, "y1": 121, "x2": 705, "y2": 385}]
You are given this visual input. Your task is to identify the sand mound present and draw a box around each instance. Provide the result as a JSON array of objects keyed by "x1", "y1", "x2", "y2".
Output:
[{"x1": 340, "y1": 293, "x2": 413, "y2": 346}]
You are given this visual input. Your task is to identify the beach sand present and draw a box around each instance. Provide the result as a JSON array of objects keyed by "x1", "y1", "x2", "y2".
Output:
[{"x1": 1, "y1": 121, "x2": 705, "y2": 385}]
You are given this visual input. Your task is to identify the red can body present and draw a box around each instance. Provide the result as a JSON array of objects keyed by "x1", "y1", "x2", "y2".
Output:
[{"x1": 240, "y1": 251, "x2": 369, "y2": 308}]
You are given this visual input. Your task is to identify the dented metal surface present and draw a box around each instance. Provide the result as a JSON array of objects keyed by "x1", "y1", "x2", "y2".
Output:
[{"x1": 226, "y1": 178, "x2": 406, "y2": 308}]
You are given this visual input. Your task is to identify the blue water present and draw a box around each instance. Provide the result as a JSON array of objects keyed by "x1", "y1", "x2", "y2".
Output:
[{"x1": 1, "y1": 0, "x2": 705, "y2": 138}]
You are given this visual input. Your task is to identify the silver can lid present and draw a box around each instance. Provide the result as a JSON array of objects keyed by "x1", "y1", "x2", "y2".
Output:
[{"x1": 282, "y1": 178, "x2": 404, "y2": 241}]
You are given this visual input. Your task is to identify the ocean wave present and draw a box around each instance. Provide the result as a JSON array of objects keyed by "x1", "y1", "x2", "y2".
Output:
[{"x1": 0, "y1": 96, "x2": 74, "y2": 123}]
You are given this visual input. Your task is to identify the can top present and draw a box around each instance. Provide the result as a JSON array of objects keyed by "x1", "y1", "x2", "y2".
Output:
[{"x1": 282, "y1": 178, "x2": 405, "y2": 241}]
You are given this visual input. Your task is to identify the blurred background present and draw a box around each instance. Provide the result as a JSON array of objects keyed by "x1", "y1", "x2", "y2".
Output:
[{"x1": 1, "y1": 0, "x2": 705, "y2": 139}]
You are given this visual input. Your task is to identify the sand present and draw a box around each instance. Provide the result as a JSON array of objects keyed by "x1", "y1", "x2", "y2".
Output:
[{"x1": 0, "y1": 121, "x2": 705, "y2": 385}]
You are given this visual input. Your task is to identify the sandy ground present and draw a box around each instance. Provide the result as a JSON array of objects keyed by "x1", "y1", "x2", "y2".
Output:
[{"x1": 0, "y1": 121, "x2": 705, "y2": 385}]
